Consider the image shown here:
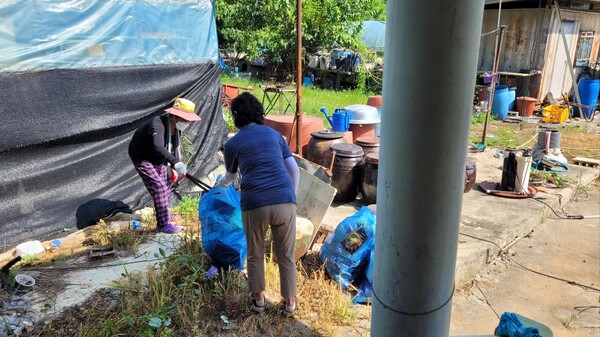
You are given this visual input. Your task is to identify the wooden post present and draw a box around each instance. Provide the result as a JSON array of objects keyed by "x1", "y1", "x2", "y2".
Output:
[{"x1": 296, "y1": 0, "x2": 303, "y2": 156}]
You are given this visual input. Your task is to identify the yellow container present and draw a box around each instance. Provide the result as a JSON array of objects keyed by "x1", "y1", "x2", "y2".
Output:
[
  {"x1": 294, "y1": 217, "x2": 314, "y2": 261},
  {"x1": 267, "y1": 216, "x2": 314, "y2": 262},
  {"x1": 542, "y1": 104, "x2": 570, "y2": 124}
]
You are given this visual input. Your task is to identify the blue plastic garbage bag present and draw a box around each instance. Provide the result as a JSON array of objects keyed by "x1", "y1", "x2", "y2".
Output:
[
  {"x1": 353, "y1": 249, "x2": 374, "y2": 304},
  {"x1": 198, "y1": 184, "x2": 246, "y2": 270},
  {"x1": 495, "y1": 312, "x2": 541, "y2": 337},
  {"x1": 320, "y1": 206, "x2": 376, "y2": 290}
]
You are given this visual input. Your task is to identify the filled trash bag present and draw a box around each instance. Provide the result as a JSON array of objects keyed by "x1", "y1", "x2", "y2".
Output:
[
  {"x1": 320, "y1": 206, "x2": 376, "y2": 290},
  {"x1": 353, "y1": 249, "x2": 374, "y2": 304},
  {"x1": 198, "y1": 185, "x2": 246, "y2": 270}
]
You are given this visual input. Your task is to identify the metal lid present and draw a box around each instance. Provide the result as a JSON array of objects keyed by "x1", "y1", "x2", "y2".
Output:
[
  {"x1": 330, "y1": 143, "x2": 364, "y2": 157},
  {"x1": 311, "y1": 129, "x2": 345, "y2": 139},
  {"x1": 366, "y1": 152, "x2": 379, "y2": 164},
  {"x1": 356, "y1": 136, "x2": 380, "y2": 146}
]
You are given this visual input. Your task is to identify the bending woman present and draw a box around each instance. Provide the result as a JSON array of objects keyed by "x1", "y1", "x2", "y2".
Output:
[{"x1": 218, "y1": 92, "x2": 299, "y2": 316}]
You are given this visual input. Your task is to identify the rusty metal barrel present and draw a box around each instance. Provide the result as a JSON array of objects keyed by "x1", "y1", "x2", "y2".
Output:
[
  {"x1": 361, "y1": 152, "x2": 379, "y2": 204},
  {"x1": 329, "y1": 143, "x2": 364, "y2": 202},
  {"x1": 307, "y1": 130, "x2": 346, "y2": 167}
]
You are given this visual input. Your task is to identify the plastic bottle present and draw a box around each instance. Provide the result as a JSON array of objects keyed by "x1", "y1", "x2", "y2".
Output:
[
  {"x1": 206, "y1": 265, "x2": 219, "y2": 279},
  {"x1": 131, "y1": 220, "x2": 142, "y2": 230},
  {"x1": 50, "y1": 239, "x2": 62, "y2": 249}
]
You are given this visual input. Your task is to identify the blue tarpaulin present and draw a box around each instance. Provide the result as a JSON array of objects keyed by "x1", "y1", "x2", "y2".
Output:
[{"x1": 0, "y1": 0, "x2": 218, "y2": 71}]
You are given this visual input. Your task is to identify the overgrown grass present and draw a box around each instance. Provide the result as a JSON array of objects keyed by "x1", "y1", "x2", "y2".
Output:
[
  {"x1": 174, "y1": 195, "x2": 200, "y2": 224},
  {"x1": 222, "y1": 74, "x2": 372, "y2": 127},
  {"x1": 89, "y1": 219, "x2": 142, "y2": 253},
  {"x1": 72, "y1": 197, "x2": 358, "y2": 336},
  {"x1": 74, "y1": 237, "x2": 357, "y2": 336}
]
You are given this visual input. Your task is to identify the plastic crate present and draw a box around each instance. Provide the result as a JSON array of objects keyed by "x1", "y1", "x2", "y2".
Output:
[{"x1": 542, "y1": 104, "x2": 570, "y2": 123}]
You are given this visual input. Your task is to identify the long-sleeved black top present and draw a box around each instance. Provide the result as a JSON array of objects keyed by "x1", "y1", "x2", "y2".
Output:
[{"x1": 128, "y1": 115, "x2": 180, "y2": 166}]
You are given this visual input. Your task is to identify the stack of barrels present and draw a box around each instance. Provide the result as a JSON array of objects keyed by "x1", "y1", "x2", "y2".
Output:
[{"x1": 307, "y1": 132, "x2": 380, "y2": 204}]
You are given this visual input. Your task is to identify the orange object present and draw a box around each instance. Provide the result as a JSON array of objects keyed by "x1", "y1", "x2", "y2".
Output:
[
  {"x1": 222, "y1": 84, "x2": 253, "y2": 108},
  {"x1": 263, "y1": 115, "x2": 325, "y2": 156},
  {"x1": 367, "y1": 95, "x2": 382, "y2": 108},
  {"x1": 516, "y1": 96, "x2": 537, "y2": 117},
  {"x1": 349, "y1": 123, "x2": 376, "y2": 142}
]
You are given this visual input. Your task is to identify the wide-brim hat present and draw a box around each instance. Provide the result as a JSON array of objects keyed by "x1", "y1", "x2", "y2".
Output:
[{"x1": 165, "y1": 98, "x2": 201, "y2": 122}]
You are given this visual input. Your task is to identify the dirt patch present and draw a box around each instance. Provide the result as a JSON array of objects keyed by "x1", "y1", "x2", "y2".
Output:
[{"x1": 35, "y1": 288, "x2": 121, "y2": 336}]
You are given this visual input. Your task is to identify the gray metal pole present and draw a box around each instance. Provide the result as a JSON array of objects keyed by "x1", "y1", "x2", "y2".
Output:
[{"x1": 371, "y1": 1, "x2": 484, "y2": 336}]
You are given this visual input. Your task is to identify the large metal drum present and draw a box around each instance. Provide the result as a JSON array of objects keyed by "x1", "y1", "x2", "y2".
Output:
[
  {"x1": 361, "y1": 152, "x2": 379, "y2": 204},
  {"x1": 330, "y1": 143, "x2": 364, "y2": 202},
  {"x1": 307, "y1": 130, "x2": 346, "y2": 167}
]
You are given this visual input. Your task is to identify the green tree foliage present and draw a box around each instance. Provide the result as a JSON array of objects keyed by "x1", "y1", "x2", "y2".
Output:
[
  {"x1": 366, "y1": 0, "x2": 386, "y2": 21},
  {"x1": 216, "y1": 0, "x2": 384, "y2": 73}
]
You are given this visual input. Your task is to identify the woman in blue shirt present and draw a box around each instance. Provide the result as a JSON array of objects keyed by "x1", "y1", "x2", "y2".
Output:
[{"x1": 218, "y1": 92, "x2": 299, "y2": 316}]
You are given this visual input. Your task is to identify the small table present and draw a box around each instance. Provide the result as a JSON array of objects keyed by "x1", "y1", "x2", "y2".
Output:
[{"x1": 260, "y1": 85, "x2": 297, "y2": 114}]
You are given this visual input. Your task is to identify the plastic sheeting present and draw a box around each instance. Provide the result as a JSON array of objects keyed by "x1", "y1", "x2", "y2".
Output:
[
  {"x1": 361, "y1": 21, "x2": 385, "y2": 52},
  {"x1": 0, "y1": 0, "x2": 225, "y2": 252},
  {"x1": 0, "y1": 0, "x2": 218, "y2": 71}
]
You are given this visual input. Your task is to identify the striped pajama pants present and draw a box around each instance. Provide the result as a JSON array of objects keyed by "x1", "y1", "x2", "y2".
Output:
[{"x1": 133, "y1": 161, "x2": 171, "y2": 229}]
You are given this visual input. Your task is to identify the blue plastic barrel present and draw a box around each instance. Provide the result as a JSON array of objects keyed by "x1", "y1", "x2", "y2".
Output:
[
  {"x1": 574, "y1": 78, "x2": 600, "y2": 118},
  {"x1": 492, "y1": 85, "x2": 510, "y2": 120},
  {"x1": 303, "y1": 76, "x2": 312, "y2": 87},
  {"x1": 508, "y1": 87, "x2": 516, "y2": 111}
]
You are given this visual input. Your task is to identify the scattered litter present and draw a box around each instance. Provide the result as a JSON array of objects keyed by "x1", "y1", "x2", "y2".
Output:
[
  {"x1": 487, "y1": 134, "x2": 497, "y2": 139},
  {"x1": 15, "y1": 241, "x2": 44, "y2": 257},
  {"x1": 107, "y1": 220, "x2": 131, "y2": 231},
  {"x1": 63, "y1": 228, "x2": 71, "y2": 232},
  {"x1": 50, "y1": 239, "x2": 62, "y2": 249},
  {"x1": 130, "y1": 220, "x2": 142, "y2": 230},
  {"x1": 220, "y1": 314, "x2": 229, "y2": 324},
  {"x1": 0, "y1": 314, "x2": 34, "y2": 336},
  {"x1": 13, "y1": 274, "x2": 35, "y2": 293},
  {"x1": 206, "y1": 266, "x2": 219, "y2": 279},
  {"x1": 89, "y1": 245, "x2": 116, "y2": 260}
]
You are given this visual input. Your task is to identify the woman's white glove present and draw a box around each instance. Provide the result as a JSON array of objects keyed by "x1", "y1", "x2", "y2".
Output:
[
  {"x1": 174, "y1": 162, "x2": 187, "y2": 176},
  {"x1": 217, "y1": 171, "x2": 238, "y2": 187}
]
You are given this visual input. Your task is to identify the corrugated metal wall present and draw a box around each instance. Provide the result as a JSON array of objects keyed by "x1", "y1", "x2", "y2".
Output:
[
  {"x1": 479, "y1": 9, "x2": 551, "y2": 72},
  {"x1": 479, "y1": 7, "x2": 600, "y2": 100}
]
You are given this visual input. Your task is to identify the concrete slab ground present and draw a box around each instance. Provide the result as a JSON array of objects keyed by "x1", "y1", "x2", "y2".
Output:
[
  {"x1": 319, "y1": 150, "x2": 599, "y2": 289},
  {"x1": 451, "y1": 185, "x2": 600, "y2": 337}
]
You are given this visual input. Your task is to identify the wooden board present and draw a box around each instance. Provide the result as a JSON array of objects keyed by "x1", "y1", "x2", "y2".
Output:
[{"x1": 572, "y1": 157, "x2": 600, "y2": 168}]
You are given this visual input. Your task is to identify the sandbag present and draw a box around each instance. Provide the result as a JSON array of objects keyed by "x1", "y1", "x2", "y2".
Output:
[
  {"x1": 198, "y1": 185, "x2": 246, "y2": 270},
  {"x1": 320, "y1": 206, "x2": 376, "y2": 290}
]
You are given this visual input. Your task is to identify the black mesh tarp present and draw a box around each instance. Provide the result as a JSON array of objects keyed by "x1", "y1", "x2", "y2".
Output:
[{"x1": 0, "y1": 64, "x2": 226, "y2": 251}]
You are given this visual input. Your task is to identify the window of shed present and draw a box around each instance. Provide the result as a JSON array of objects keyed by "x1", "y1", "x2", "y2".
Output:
[{"x1": 575, "y1": 31, "x2": 595, "y2": 67}]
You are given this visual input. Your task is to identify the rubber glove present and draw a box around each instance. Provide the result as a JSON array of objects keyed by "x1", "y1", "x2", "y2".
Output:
[
  {"x1": 174, "y1": 162, "x2": 187, "y2": 176},
  {"x1": 217, "y1": 171, "x2": 238, "y2": 187},
  {"x1": 169, "y1": 168, "x2": 178, "y2": 184}
]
